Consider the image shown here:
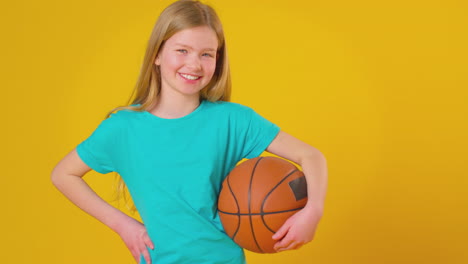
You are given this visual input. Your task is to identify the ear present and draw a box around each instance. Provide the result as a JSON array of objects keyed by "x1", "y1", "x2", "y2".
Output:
[{"x1": 155, "y1": 55, "x2": 161, "y2": 66}]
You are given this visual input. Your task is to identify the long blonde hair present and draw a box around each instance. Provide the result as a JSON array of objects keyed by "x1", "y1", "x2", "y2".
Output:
[{"x1": 108, "y1": 0, "x2": 231, "y2": 213}]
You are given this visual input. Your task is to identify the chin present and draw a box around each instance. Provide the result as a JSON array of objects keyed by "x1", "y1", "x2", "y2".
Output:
[{"x1": 178, "y1": 89, "x2": 203, "y2": 97}]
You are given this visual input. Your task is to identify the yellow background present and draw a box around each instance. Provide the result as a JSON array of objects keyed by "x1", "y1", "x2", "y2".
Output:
[{"x1": 1, "y1": 0, "x2": 467, "y2": 263}]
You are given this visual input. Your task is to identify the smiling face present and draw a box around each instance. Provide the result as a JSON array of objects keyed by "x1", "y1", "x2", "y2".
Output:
[{"x1": 155, "y1": 26, "x2": 218, "y2": 99}]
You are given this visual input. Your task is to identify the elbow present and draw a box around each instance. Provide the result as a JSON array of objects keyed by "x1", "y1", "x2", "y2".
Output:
[
  {"x1": 50, "y1": 165, "x2": 86, "y2": 188},
  {"x1": 50, "y1": 167, "x2": 61, "y2": 187},
  {"x1": 50, "y1": 165, "x2": 68, "y2": 187},
  {"x1": 300, "y1": 146, "x2": 326, "y2": 164}
]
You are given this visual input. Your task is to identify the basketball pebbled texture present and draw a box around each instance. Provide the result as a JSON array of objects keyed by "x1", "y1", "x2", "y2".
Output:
[{"x1": 218, "y1": 156, "x2": 308, "y2": 253}]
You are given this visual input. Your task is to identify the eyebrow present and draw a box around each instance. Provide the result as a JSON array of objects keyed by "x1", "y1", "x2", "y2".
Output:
[{"x1": 174, "y1": 43, "x2": 217, "y2": 52}]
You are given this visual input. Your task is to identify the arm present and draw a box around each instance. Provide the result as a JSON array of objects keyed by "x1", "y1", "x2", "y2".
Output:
[
  {"x1": 51, "y1": 148, "x2": 154, "y2": 263},
  {"x1": 265, "y1": 131, "x2": 328, "y2": 252}
]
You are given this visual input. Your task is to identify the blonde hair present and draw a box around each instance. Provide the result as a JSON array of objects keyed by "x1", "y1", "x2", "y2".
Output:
[{"x1": 108, "y1": 0, "x2": 231, "y2": 213}]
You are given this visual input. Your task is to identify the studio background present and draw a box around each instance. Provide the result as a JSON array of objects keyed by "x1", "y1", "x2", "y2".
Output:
[{"x1": 1, "y1": 0, "x2": 467, "y2": 263}]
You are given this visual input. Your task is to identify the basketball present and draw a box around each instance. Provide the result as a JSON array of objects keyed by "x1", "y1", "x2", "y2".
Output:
[{"x1": 218, "y1": 156, "x2": 308, "y2": 253}]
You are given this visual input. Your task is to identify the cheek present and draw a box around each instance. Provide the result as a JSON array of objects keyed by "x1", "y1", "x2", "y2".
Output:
[
  {"x1": 169, "y1": 56, "x2": 184, "y2": 70},
  {"x1": 203, "y1": 60, "x2": 217, "y2": 76},
  {"x1": 161, "y1": 55, "x2": 183, "y2": 72}
]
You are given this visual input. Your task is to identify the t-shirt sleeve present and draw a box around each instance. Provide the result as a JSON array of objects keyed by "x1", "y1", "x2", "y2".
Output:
[
  {"x1": 76, "y1": 114, "x2": 121, "y2": 174},
  {"x1": 240, "y1": 106, "x2": 280, "y2": 159}
]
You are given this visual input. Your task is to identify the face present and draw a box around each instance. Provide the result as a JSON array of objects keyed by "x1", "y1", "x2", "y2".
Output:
[{"x1": 155, "y1": 26, "x2": 218, "y2": 99}]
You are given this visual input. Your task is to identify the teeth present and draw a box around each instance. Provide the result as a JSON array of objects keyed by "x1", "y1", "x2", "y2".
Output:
[{"x1": 181, "y1": 73, "x2": 200, "y2": 80}]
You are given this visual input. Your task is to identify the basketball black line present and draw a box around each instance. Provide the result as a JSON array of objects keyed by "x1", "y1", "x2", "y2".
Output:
[
  {"x1": 249, "y1": 157, "x2": 264, "y2": 253},
  {"x1": 218, "y1": 206, "x2": 304, "y2": 216},
  {"x1": 226, "y1": 169, "x2": 241, "y2": 240},
  {"x1": 261, "y1": 169, "x2": 300, "y2": 234}
]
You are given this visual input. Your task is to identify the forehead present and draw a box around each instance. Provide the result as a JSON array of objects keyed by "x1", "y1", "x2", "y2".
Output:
[{"x1": 165, "y1": 26, "x2": 218, "y2": 50}]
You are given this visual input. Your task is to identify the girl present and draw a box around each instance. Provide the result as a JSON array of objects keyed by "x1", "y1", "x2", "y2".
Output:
[{"x1": 51, "y1": 0, "x2": 327, "y2": 263}]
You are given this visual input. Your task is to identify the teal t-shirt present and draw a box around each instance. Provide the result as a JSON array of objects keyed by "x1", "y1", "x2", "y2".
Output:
[{"x1": 76, "y1": 100, "x2": 280, "y2": 264}]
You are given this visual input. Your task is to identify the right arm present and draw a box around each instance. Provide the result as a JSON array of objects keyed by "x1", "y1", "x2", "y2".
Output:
[{"x1": 51, "y1": 148, "x2": 154, "y2": 264}]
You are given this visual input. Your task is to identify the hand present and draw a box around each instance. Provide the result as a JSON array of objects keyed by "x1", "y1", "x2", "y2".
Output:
[
  {"x1": 272, "y1": 206, "x2": 322, "y2": 252},
  {"x1": 115, "y1": 216, "x2": 154, "y2": 264}
]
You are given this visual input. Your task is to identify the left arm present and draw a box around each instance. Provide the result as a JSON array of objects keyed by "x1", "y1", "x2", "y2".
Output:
[{"x1": 266, "y1": 130, "x2": 328, "y2": 252}]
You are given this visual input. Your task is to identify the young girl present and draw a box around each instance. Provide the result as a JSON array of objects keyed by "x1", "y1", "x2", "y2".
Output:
[{"x1": 51, "y1": 0, "x2": 328, "y2": 263}]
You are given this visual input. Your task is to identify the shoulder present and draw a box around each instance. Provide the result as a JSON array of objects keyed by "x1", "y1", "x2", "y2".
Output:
[
  {"x1": 107, "y1": 104, "x2": 145, "y2": 123},
  {"x1": 203, "y1": 100, "x2": 254, "y2": 114},
  {"x1": 90, "y1": 107, "x2": 139, "y2": 135}
]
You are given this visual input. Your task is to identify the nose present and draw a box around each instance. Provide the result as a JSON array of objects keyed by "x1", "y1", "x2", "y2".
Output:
[{"x1": 186, "y1": 54, "x2": 202, "y2": 71}]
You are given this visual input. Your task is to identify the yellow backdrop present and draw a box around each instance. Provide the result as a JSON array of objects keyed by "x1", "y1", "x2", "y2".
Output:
[{"x1": 1, "y1": 0, "x2": 467, "y2": 263}]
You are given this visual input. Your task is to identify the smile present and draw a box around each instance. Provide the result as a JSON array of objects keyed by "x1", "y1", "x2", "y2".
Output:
[{"x1": 180, "y1": 73, "x2": 201, "y2": 80}]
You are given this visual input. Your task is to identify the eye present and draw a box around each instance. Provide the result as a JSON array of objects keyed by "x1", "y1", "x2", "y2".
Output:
[
  {"x1": 176, "y1": 49, "x2": 188, "y2": 54},
  {"x1": 202, "y1": 53, "x2": 214, "y2": 58}
]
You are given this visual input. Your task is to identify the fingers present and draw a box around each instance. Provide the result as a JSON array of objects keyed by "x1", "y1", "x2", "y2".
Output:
[
  {"x1": 144, "y1": 234, "x2": 155, "y2": 250},
  {"x1": 276, "y1": 241, "x2": 303, "y2": 252},
  {"x1": 140, "y1": 247, "x2": 151, "y2": 264},
  {"x1": 130, "y1": 242, "x2": 154, "y2": 264},
  {"x1": 274, "y1": 236, "x2": 294, "y2": 252},
  {"x1": 135, "y1": 230, "x2": 154, "y2": 263},
  {"x1": 119, "y1": 221, "x2": 154, "y2": 264},
  {"x1": 273, "y1": 228, "x2": 305, "y2": 252},
  {"x1": 139, "y1": 238, "x2": 154, "y2": 264},
  {"x1": 272, "y1": 222, "x2": 290, "y2": 241},
  {"x1": 131, "y1": 251, "x2": 140, "y2": 264}
]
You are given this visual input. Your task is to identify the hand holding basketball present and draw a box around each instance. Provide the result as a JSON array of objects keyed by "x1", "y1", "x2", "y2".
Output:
[
  {"x1": 272, "y1": 205, "x2": 322, "y2": 252},
  {"x1": 218, "y1": 156, "x2": 314, "y2": 253}
]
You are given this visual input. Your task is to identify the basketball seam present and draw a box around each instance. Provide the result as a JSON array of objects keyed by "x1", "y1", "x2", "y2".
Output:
[
  {"x1": 249, "y1": 157, "x2": 264, "y2": 253},
  {"x1": 261, "y1": 169, "x2": 300, "y2": 234},
  {"x1": 218, "y1": 207, "x2": 305, "y2": 216},
  {"x1": 226, "y1": 169, "x2": 241, "y2": 240}
]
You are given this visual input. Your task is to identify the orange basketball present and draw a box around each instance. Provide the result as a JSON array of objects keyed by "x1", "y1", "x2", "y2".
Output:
[{"x1": 218, "y1": 156, "x2": 308, "y2": 253}]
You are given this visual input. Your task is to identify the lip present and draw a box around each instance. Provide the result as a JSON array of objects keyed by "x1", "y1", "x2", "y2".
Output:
[{"x1": 179, "y1": 72, "x2": 202, "y2": 83}]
